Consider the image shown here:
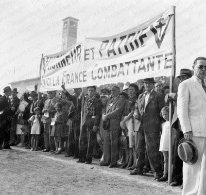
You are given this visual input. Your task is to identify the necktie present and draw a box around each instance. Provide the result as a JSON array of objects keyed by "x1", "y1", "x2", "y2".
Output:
[{"x1": 202, "y1": 80, "x2": 206, "y2": 93}]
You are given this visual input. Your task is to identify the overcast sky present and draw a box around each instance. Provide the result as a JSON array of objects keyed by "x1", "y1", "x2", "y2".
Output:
[{"x1": 1, "y1": 0, "x2": 205, "y2": 92}]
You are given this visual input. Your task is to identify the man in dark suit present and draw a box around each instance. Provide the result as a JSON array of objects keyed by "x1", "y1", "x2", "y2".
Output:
[
  {"x1": 77, "y1": 86, "x2": 102, "y2": 164},
  {"x1": 101, "y1": 86, "x2": 126, "y2": 168},
  {"x1": 9, "y1": 88, "x2": 20, "y2": 146},
  {"x1": 130, "y1": 78, "x2": 164, "y2": 180},
  {"x1": 61, "y1": 85, "x2": 82, "y2": 158},
  {"x1": 0, "y1": 86, "x2": 13, "y2": 149}
]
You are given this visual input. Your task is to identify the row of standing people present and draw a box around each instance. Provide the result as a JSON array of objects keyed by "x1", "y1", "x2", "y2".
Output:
[{"x1": 0, "y1": 73, "x2": 188, "y2": 187}]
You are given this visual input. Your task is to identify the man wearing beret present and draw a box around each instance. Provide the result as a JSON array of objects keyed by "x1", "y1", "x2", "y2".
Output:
[
  {"x1": 130, "y1": 78, "x2": 164, "y2": 180},
  {"x1": 0, "y1": 86, "x2": 13, "y2": 149},
  {"x1": 177, "y1": 57, "x2": 206, "y2": 195}
]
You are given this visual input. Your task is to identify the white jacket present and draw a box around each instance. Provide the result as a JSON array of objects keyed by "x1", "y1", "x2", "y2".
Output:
[{"x1": 177, "y1": 76, "x2": 206, "y2": 137}]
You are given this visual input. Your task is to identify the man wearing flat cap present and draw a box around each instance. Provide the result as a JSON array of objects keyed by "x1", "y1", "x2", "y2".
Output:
[
  {"x1": 0, "y1": 86, "x2": 13, "y2": 149},
  {"x1": 177, "y1": 57, "x2": 206, "y2": 195},
  {"x1": 130, "y1": 78, "x2": 164, "y2": 180},
  {"x1": 101, "y1": 85, "x2": 126, "y2": 168}
]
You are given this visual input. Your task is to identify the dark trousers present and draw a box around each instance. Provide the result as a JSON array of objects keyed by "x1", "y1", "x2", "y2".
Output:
[
  {"x1": 78, "y1": 123, "x2": 96, "y2": 162},
  {"x1": 43, "y1": 123, "x2": 50, "y2": 150},
  {"x1": 172, "y1": 129, "x2": 183, "y2": 183},
  {"x1": 10, "y1": 118, "x2": 17, "y2": 144},
  {"x1": 136, "y1": 127, "x2": 162, "y2": 174},
  {"x1": 73, "y1": 121, "x2": 80, "y2": 157},
  {"x1": 102, "y1": 128, "x2": 120, "y2": 165},
  {"x1": 66, "y1": 124, "x2": 75, "y2": 156},
  {"x1": 0, "y1": 126, "x2": 10, "y2": 148}
]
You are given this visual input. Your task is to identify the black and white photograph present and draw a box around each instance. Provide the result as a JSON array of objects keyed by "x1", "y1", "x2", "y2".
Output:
[{"x1": 0, "y1": 0, "x2": 206, "y2": 194}]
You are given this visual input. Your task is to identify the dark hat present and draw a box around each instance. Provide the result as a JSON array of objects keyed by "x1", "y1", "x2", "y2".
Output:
[
  {"x1": 12, "y1": 88, "x2": 18, "y2": 93},
  {"x1": 176, "y1": 69, "x2": 193, "y2": 78},
  {"x1": 30, "y1": 91, "x2": 38, "y2": 97},
  {"x1": 143, "y1": 78, "x2": 155, "y2": 83},
  {"x1": 100, "y1": 88, "x2": 110, "y2": 95},
  {"x1": 178, "y1": 138, "x2": 198, "y2": 165},
  {"x1": 3, "y1": 86, "x2": 11, "y2": 93},
  {"x1": 87, "y1": 86, "x2": 96, "y2": 90},
  {"x1": 47, "y1": 90, "x2": 56, "y2": 94}
]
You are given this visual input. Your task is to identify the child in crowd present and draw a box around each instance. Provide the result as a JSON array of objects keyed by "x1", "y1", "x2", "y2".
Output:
[
  {"x1": 53, "y1": 102, "x2": 67, "y2": 154},
  {"x1": 16, "y1": 93, "x2": 30, "y2": 147},
  {"x1": 158, "y1": 106, "x2": 170, "y2": 182},
  {"x1": 28, "y1": 107, "x2": 41, "y2": 151}
]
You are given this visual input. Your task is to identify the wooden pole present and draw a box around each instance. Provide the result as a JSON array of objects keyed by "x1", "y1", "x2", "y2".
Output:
[
  {"x1": 168, "y1": 5, "x2": 176, "y2": 185},
  {"x1": 38, "y1": 54, "x2": 44, "y2": 101}
]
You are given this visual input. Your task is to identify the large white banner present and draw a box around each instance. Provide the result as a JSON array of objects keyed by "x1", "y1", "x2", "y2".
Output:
[
  {"x1": 84, "y1": 8, "x2": 174, "y2": 86},
  {"x1": 40, "y1": 43, "x2": 85, "y2": 91},
  {"x1": 40, "y1": 8, "x2": 174, "y2": 91}
]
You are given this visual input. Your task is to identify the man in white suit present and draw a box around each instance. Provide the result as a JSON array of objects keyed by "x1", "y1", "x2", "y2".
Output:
[{"x1": 177, "y1": 57, "x2": 206, "y2": 195}]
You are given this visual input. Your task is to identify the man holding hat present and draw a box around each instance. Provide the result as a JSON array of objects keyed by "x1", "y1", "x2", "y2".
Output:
[
  {"x1": 0, "y1": 86, "x2": 13, "y2": 149},
  {"x1": 130, "y1": 78, "x2": 164, "y2": 180},
  {"x1": 9, "y1": 88, "x2": 20, "y2": 146},
  {"x1": 177, "y1": 57, "x2": 206, "y2": 195}
]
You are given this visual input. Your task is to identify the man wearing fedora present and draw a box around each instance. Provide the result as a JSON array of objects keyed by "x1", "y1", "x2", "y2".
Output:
[
  {"x1": 0, "y1": 86, "x2": 13, "y2": 149},
  {"x1": 9, "y1": 88, "x2": 20, "y2": 146},
  {"x1": 165, "y1": 68, "x2": 193, "y2": 186},
  {"x1": 130, "y1": 78, "x2": 164, "y2": 180},
  {"x1": 177, "y1": 57, "x2": 206, "y2": 195}
]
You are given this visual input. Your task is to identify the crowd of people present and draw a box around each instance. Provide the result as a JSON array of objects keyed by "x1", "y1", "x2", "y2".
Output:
[{"x1": 1, "y1": 57, "x2": 206, "y2": 195}]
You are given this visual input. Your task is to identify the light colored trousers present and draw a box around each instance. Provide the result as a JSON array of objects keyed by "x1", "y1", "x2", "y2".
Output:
[{"x1": 182, "y1": 137, "x2": 206, "y2": 195}]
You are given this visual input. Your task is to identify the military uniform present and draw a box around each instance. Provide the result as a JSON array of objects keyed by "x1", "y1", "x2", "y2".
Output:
[{"x1": 78, "y1": 95, "x2": 102, "y2": 163}]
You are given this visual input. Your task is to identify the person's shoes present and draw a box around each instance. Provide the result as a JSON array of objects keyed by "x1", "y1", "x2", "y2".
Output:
[
  {"x1": 129, "y1": 169, "x2": 143, "y2": 175},
  {"x1": 85, "y1": 161, "x2": 92, "y2": 164},
  {"x1": 127, "y1": 166, "x2": 135, "y2": 170},
  {"x1": 4, "y1": 146, "x2": 11, "y2": 149},
  {"x1": 170, "y1": 181, "x2": 182, "y2": 186},
  {"x1": 73, "y1": 155, "x2": 78, "y2": 159},
  {"x1": 120, "y1": 163, "x2": 128, "y2": 169},
  {"x1": 109, "y1": 164, "x2": 118, "y2": 168},
  {"x1": 17, "y1": 143, "x2": 23, "y2": 147},
  {"x1": 154, "y1": 172, "x2": 162, "y2": 180},
  {"x1": 65, "y1": 154, "x2": 73, "y2": 157},
  {"x1": 77, "y1": 159, "x2": 85, "y2": 163},
  {"x1": 157, "y1": 175, "x2": 168, "y2": 182},
  {"x1": 100, "y1": 162, "x2": 109, "y2": 166},
  {"x1": 43, "y1": 149, "x2": 50, "y2": 152},
  {"x1": 55, "y1": 149, "x2": 62, "y2": 154}
]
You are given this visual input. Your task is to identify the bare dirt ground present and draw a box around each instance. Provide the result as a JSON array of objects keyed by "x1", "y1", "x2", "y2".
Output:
[{"x1": 0, "y1": 147, "x2": 181, "y2": 195}]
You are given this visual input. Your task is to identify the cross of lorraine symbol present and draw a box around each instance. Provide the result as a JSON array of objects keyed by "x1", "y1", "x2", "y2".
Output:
[{"x1": 150, "y1": 14, "x2": 173, "y2": 48}]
